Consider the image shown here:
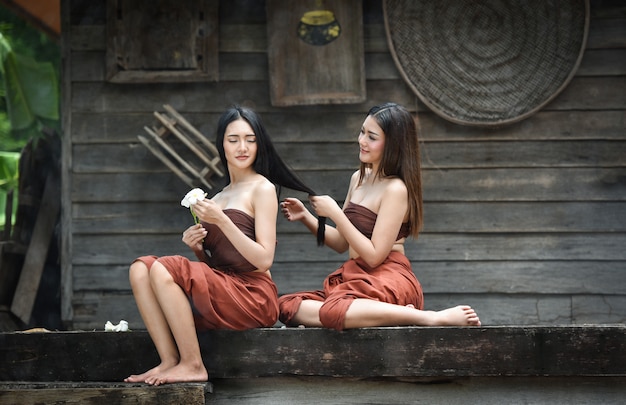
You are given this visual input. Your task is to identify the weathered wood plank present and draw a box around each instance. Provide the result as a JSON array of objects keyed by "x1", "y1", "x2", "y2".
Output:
[
  {"x1": 71, "y1": 15, "x2": 626, "y2": 53},
  {"x1": 69, "y1": 201, "x2": 626, "y2": 234},
  {"x1": 1, "y1": 327, "x2": 624, "y2": 381},
  {"x1": 72, "y1": 50, "x2": 400, "y2": 85},
  {"x1": 69, "y1": 25, "x2": 104, "y2": 51},
  {"x1": 419, "y1": 140, "x2": 626, "y2": 168},
  {"x1": 69, "y1": 291, "x2": 626, "y2": 329},
  {"x1": 70, "y1": 172, "x2": 349, "y2": 202},
  {"x1": 577, "y1": 49, "x2": 626, "y2": 76},
  {"x1": 70, "y1": 110, "x2": 626, "y2": 143},
  {"x1": 72, "y1": 140, "x2": 626, "y2": 172},
  {"x1": 218, "y1": 24, "x2": 264, "y2": 52},
  {"x1": 421, "y1": 201, "x2": 626, "y2": 232},
  {"x1": 71, "y1": 111, "x2": 367, "y2": 143},
  {"x1": 71, "y1": 168, "x2": 626, "y2": 202},
  {"x1": 276, "y1": 232, "x2": 626, "y2": 262},
  {"x1": 71, "y1": 173, "x2": 192, "y2": 202},
  {"x1": 73, "y1": 260, "x2": 626, "y2": 296},
  {"x1": 179, "y1": 376, "x2": 626, "y2": 405},
  {"x1": 419, "y1": 110, "x2": 626, "y2": 141},
  {"x1": 275, "y1": 262, "x2": 626, "y2": 298},
  {"x1": 11, "y1": 175, "x2": 61, "y2": 324},
  {"x1": 203, "y1": 327, "x2": 626, "y2": 378},
  {"x1": 71, "y1": 23, "x2": 390, "y2": 53},
  {"x1": 590, "y1": 2, "x2": 626, "y2": 19},
  {"x1": 547, "y1": 76, "x2": 626, "y2": 110},
  {"x1": 68, "y1": 77, "x2": 624, "y2": 114},
  {"x1": 421, "y1": 167, "x2": 626, "y2": 202},
  {"x1": 586, "y1": 18, "x2": 626, "y2": 48},
  {"x1": 0, "y1": 382, "x2": 210, "y2": 405},
  {"x1": 573, "y1": 295, "x2": 626, "y2": 323},
  {"x1": 70, "y1": 233, "x2": 626, "y2": 266},
  {"x1": 70, "y1": 80, "x2": 417, "y2": 114}
]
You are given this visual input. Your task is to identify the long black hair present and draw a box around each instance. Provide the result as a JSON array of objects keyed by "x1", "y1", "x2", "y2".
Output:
[{"x1": 216, "y1": 106, "x2": 326, "y2": 245}]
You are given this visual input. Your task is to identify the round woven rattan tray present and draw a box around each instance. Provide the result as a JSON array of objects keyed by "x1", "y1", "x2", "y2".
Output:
[{"x1": 383, "y1": 0, "x2": 589, "y2": 127}]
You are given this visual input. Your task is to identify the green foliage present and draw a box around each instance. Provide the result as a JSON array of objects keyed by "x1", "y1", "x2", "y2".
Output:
[
  {"x1": 0, "y1": 6, "x2": 60, "y2": 152},
  {"x1": 0, "y1": 150, "x2": 18, "y2": 232},
  {"x1": 0, "y1": 6, "x2": 61, "y2": 233},
  {"x1": 0, "y1": 36, "x2": 60, "y2": 139},
  {"x1": 0, "y1": 150, "x2": 18, "y2": 190}
]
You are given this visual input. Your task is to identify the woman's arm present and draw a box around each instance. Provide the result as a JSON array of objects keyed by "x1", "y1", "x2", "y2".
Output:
[
  {"x1": 315, "y1": 178, "x2": 408, "y2": 268},
  {"x1": 193, "y1": 181, "x2": 278, "y2": 271},
  {"x1": 281, "y1": 171, "x2": 360, "y2": 253},
  {"x1": 282, "y1": 197, "x2": 349, "y2": 253}
]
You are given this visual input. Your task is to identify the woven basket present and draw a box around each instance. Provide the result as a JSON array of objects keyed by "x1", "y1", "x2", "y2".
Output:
[{"x1": 383, "y1": 0, "x2": 589, "y2": 127}]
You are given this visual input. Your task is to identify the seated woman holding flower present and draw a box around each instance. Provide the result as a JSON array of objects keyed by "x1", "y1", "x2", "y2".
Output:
[{"x1": 124, "y1": 106, "x2": 320, "y2": 386}]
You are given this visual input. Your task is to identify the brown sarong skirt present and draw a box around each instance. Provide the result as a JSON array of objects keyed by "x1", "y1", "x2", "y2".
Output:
[
  {"x1": 135, "y1": 255, "x2": 279, "y2": 331},
  {"x1": 278, "y1": 251, "x2": 423, "y2": 330}
]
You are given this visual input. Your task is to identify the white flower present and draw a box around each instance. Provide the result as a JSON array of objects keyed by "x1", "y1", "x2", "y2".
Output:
[
  {"x1": 104, "y1": 320, "x2": 129, "y2": 332},
  {"x1": 181, "y1": 188, "x2": 207, "y2": 208},
  {"x1": 181, "y1": 188, "x2": 207, "y2": 224}
]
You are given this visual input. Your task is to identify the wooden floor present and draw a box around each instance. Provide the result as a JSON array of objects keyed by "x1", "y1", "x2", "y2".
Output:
[
  {"x1": 1, "y1": 377, "x2": 625, "y2": 405},
  {"x1": 0, "y1": 382, "x2": 211, "y2": 405},
  {"x1": 1, "y1": 325, "x2": 625, "y2": 404}
]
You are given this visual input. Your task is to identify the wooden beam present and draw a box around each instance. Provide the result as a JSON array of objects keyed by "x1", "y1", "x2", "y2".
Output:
[
  {"x1": 0, "y1": 382, "x2": 211, "y2": 405},
  {"x1": 0, "y1": 326, "x2": 624, "y2": 382},
  {"x1": 10, "y1": 174, "x2": 61, "y2": 324}
]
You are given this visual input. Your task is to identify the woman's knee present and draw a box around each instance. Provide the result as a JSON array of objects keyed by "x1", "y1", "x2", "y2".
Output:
[
  {"x1": 319, "y1": 298, "x2": 351, "y2": 331},
  {"x1": 128, "y1": 261, "x2": 149, "y2": 287},
  {"x1": 148, "y1": 261, "x2": 174, "y2": 286}
]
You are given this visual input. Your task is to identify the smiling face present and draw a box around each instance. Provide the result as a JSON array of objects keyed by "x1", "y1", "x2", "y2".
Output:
[
  {"x1": 358, "y1": 115, "x2": 386, "y2": 167},
  {"x1": 223, "y1": 119, "x2": 258, "y2": 171}
]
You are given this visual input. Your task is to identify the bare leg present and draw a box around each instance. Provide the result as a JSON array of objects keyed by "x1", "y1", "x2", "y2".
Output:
[
  {"x1": 125, "y1": 261, "x2": 180, "y2": 383},
  {"x1": 289, "y1": 300, "x2": 324, "y2": 327},
  {"x1": 145, "y1": 262, "x2": 208, "y2": 385},
  {"x1": 343, "y1": 299, "x2": 481, "y2": 329}
]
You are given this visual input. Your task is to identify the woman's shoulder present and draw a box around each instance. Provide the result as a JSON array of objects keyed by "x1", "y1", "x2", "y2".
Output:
[
  {"x1": 348, "y1": 169, "x2": 361, "y2": 186},
  {"x1": 382, "y1": 177, "x2": 408, "y2": 197},
  {"x1": 250, "y1": 176, "x2": 276, "y2": 195},
  {"x1": 250, "y1": 175, "x2": 279, "y2": 201}
]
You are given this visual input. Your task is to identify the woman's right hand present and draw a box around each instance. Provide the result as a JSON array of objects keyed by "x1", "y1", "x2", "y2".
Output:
[
  {"x1": 182, "y1": 223, "x2": 207, "y2": 251},
  {"x1": 280, "y1": 197, "x2": 308, "y2": 222}
]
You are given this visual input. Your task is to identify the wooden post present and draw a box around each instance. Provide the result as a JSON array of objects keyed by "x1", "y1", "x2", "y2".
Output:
[{"x1": 10, "y1": 174, "x2": 61, "y2": 324}]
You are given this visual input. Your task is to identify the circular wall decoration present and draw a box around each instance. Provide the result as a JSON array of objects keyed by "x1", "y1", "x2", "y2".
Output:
[{"x1": 383, "y1": 0, "x2": 589, "y2": 127}]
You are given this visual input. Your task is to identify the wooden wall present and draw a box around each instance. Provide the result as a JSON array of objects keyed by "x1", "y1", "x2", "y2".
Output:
[{"x1": 61, "y1": 0, "x2": 626, "y2": 330}]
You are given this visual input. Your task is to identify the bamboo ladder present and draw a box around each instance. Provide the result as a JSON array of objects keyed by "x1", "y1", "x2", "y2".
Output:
[{"x1": 138, "y1": 105, "x2": 224, "y2": 190}]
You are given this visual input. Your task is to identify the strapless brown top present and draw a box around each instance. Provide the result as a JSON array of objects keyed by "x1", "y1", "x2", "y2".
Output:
[
  {"x1": 202, "y1": 209, "x2": 257, "y2": 273},
  {"x1": 344, "y1": 201, "x2": 410, "y2": 240}
]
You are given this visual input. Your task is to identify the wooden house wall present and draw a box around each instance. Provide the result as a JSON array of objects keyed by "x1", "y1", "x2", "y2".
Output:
[{"x1": 61, "y1": 0, "x2": 626, "y2": 330}]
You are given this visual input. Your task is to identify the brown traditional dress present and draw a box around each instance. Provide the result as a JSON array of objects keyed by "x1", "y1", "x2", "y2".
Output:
[
  {"x1": 278, "y1": 202, "x2": 423, "y2": 330},
  {"x1": 135, "y1": 209, "x2": 278, "y2": 331}
]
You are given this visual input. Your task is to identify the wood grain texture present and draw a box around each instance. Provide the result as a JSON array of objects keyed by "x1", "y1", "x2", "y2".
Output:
[{"x1": 1, "y1": 327, "x2": 624, "y2": 381}]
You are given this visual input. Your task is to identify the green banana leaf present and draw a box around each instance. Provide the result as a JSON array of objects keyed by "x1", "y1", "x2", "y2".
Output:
[
  {"x1": 0, "y1": 33, "x2": 59, "y2": 140},
  {"x1": 0, "y1": 150, "x2": 19, "y2": 232}
]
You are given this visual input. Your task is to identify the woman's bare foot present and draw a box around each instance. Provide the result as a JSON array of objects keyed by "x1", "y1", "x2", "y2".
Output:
[
  {"x1": 432, "y1": 305, "x2": 481, "y2": 326},
  {"x1": 124, "y1": 362, "x2": 176, "y2": 383},
  {"x1": 145, "y1": 361, "x2": 208, "y2": 386}
]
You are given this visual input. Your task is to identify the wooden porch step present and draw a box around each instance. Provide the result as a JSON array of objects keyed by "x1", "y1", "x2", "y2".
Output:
[
  {"x1": 1, "y1": 326, "x2": 624, "y2": 404},
  {"x1": 1, "y1": 325, "x2": 624, "y2": 380},
  {"x1": 0, "y1": 382, "x2": 211, "y2": 405}
]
